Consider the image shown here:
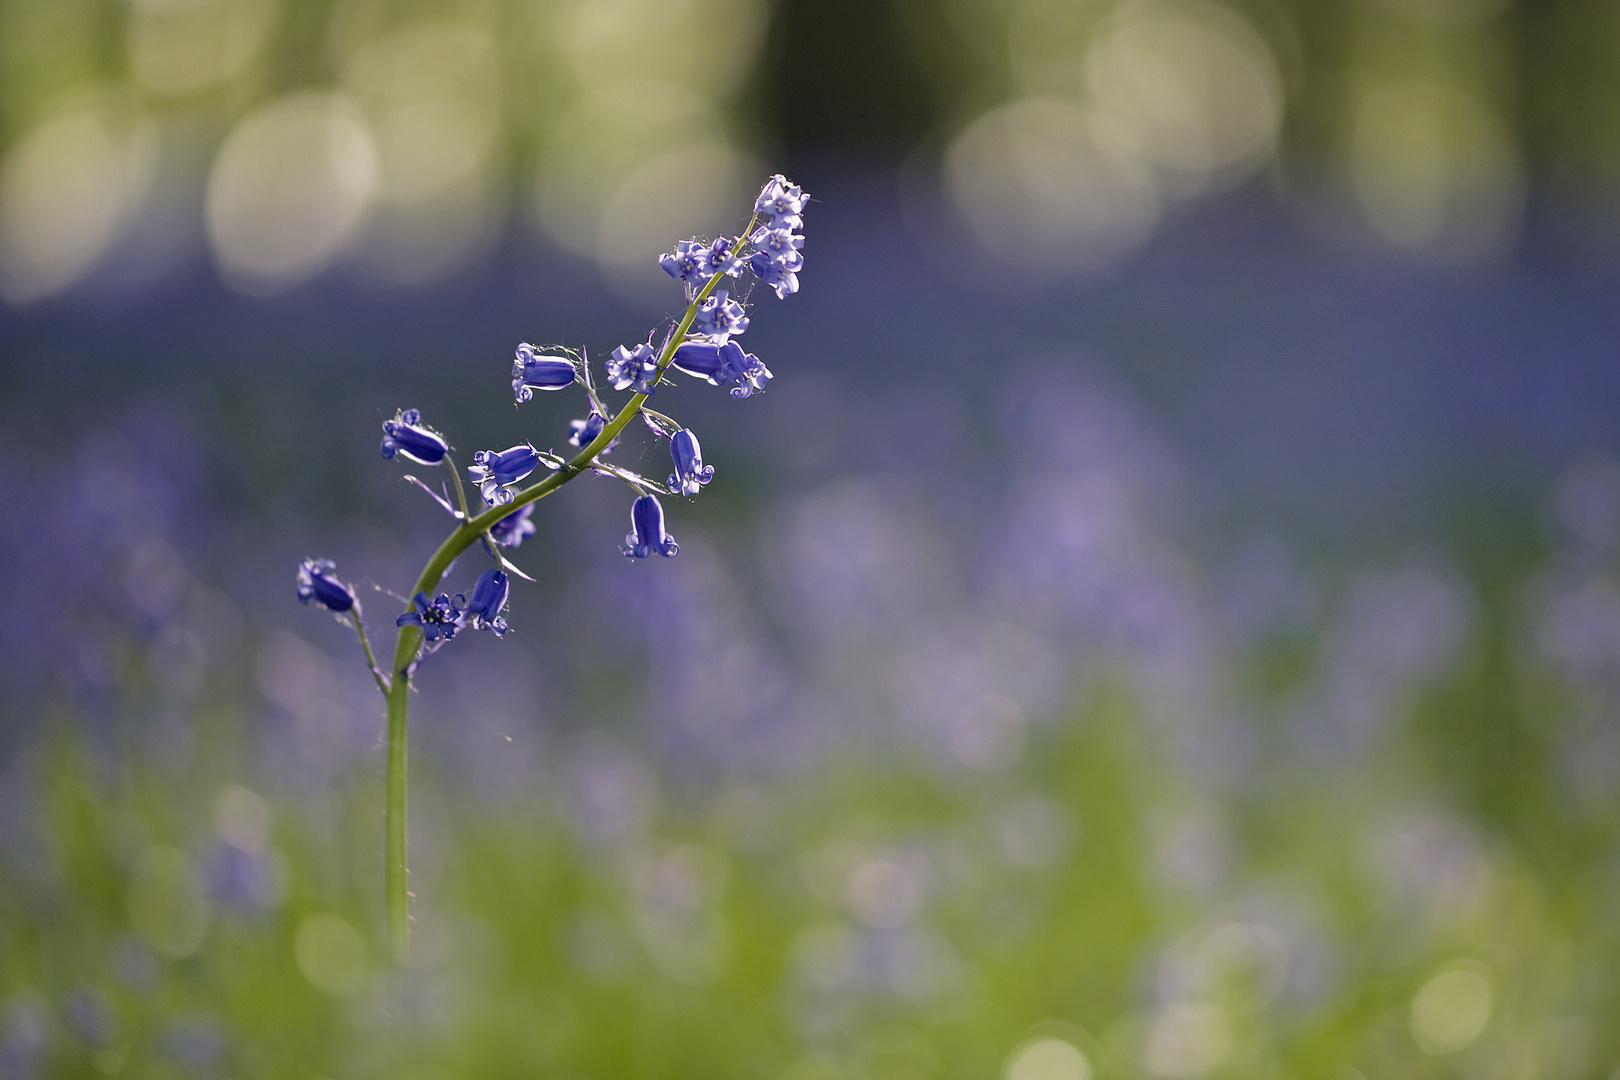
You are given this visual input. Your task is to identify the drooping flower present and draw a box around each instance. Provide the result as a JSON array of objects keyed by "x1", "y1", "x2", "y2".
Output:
[
  {"x1": 669, "y1": 339, "x2": 772, "y2": 397},
  {"x1": 462, "y1": 569, "x2": 510, "y2": 636},
  {"x1": 755, "y1": 174, "x2": 809, "y2": 230},
  {"x1": 568, "y1": 410, "x2": 609, "y2": 448},
  {"x1": 748, "y1": 249, "x2": 801, "y2": 299},
  {"x1": 489, "y1": 503, "x2": 535, "y2": 547},
  {"x1": 380, "y1": 409, "x2": 449, "y2": 465},
  {"x1": 670, "y1": 339, "x2": 729, "y2": 382},
  {"x1": 606, "y1": 343, "x2": 659, "y2": 394},
  {"x1": 468, "y1": 444, "x2": 540, "y2": 505},
  {"x1": 724, "y1": 350, "x2": 773, "y2": 398},
  {"x1": 623, "y1": 494, "x2": 678, "y2": 559},
  {"x1": 512, "y1": 343, "x2": 577, "y2": 403},
  {"x1": 691, "y1": 291, "x2": 749, "y2": 338},
  {"x1": 667, "y1": 429, "x2": 715, "y2": 496},
  {"x1": 297, "y1": 559, "x2": 357, "y2": 613},
  {"x1": 395, "y1": 591, "x2": 464, "y2": 642}
]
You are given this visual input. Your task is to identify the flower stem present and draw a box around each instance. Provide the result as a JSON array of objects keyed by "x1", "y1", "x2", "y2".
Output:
[
  {"x1": 351, "y1": 609, "x2": 389, "y2": 695},
  {"x1": 384, "y1": 623, "x2": 418, "y2": 964},
  {"x1": 379, "y1": 218, "x2": 757, "y2": 962}
]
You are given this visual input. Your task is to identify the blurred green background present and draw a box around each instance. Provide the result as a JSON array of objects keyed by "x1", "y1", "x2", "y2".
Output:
[{"x1": 4, "y1": 0, "x2": 1620, "y2": 1078}]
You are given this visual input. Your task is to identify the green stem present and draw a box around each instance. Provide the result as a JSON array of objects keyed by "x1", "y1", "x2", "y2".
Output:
[
  {"x1": 384, "y1": 623, "x2": 418, "y2": 965},
  {"x1": 351, "y1": 609, "x2": 388, "y2": 696},
  {"x1": 441, "y1": 452, "x2": 473, "y2": 523},
  {"x1": 380, "y1": 218, "x2": 757, "y2": 962}
]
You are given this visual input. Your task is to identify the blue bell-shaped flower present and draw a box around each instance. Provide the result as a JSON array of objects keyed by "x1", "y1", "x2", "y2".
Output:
[
  {"x1": 380, "y1": 409, "x2": 449, "y2": 465},
  {"x1": 489, "y1": 503, "x2": 535, "y2": 548},
  {"x1": 462, "y1": 569, "x2": 510, "y2": 636},
  {"x1": 667, "y1": 428, "x2": 715, "y2": 496},
  {"x1": 297, "y1": 559, "x2": 357, "y2": 613},
  {"x1": 468, "y1": 445, "x2": 540, "y2": 505},
  {"x1": 622, "y1": 494, "x2": 678, "y2": 559},
  {"x1": 512, "y1": 343, "x2": 577, "y2": 403}
]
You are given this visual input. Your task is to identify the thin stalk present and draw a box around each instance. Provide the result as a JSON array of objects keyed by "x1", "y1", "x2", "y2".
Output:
[
  {"x1": 441, "y1": 452, "x2": 473, "y2": 523},
  {"x1": 384, "y1": 623, "x2": 419, "y2": 964},
  {"x1": 381, "y1": 219, "x2": 757, "y2": 961},
  {"x1": 351, "y1": 609, "x2": 388, "y2": 695}
]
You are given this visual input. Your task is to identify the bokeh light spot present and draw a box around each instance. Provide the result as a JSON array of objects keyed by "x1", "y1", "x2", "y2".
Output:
[
  {"x1": 205, "y1": 91, "x2": 377, "y2": 292},
  {"x1": 1143, "y1": 1004, "x2": 1231, "y2": 1079},
  {"x1": 1086, "y1": 0, "x2": 1283, "y2": 184},
  {"x1": 127, "y1": 0, "x2": 277, "y2": 99},
  {"x1": 1003, "y1": 1036, "x2": 1092, "y2": 1080},
  {"x1": 127, "y1": 845, "x2": 213, "y2": 959},
  {"x1": 294, "y1": 912, "x2": 368, "y2": 996},
  {"x1": 946, "y1": 97, "x2": 1159, "y2": 274},
  {"x1": 0, "y1": 92, "x2": 156, "y2": 303},
  {"x1": 1349, "y1": 78, "x2": 1523, "y2": 263},
  {"x1": 213, "y1": 785, "x2": 272, "y2": 853},
  {"x1": 1410, "y1": 963, "x2": 1491, "y2": 1054}
]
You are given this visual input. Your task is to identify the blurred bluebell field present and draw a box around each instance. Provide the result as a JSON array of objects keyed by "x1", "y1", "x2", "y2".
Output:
[{"x1": 5, "y1": 0, "x2": 1620, "y2": 1078}]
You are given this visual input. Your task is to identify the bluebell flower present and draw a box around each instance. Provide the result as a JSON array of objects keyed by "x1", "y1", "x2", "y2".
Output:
[
  {"x1": 755, "y1": 174, "x2": 809, "y2": 230},
  {"x1": 489, "y1": 503, "x2": 536, "y2": 547},
  {"x1": 750, "y1": 225, "x2": 804, "y2": 264},
  {"x1": 468, "y1": 444, "x2": 540, "y2": 505},
  {"x1": 724, "y1": 350, "x2": 773, "y2": 398},
  {"x1": 380, "y1": 409, "x2": 449, "y2": 465},
  {"x1": 623, "y1": 494, "x2": 679, "y2": 559},
  {"x1": 462, "y1": 569, "x2": 510, "y2": 636},
  {"x1": 606, "y1": 343, "x2": 658, "y2": 393},
  {"x1": 692, "y1": 290, "x2": 749, "y2": 338},
  {"x1": 748, "y1": 249, "x2": 801, "y2": 299},
  {"x1": 512, "y1": 343, "x2": 577, "y2": 403},
  {"x1": 670, "y1": 339, "x2": 734, "y2": 382},
  {"x1": 669, "y1": 339, "x2": 772, "y2": 397},
  {"x1": 297, "y1": 559, "x2": 357, "y2": 612},
  {"x1": 568, "y1": 410, "x2": 612, "y2": 449},
  {"x1": 396, "y1": 591, "x2": 464, "y2": 642},
  {"x1": 667, "y1": 428, "x2": 715, "y2": 496},
  {"x1": 659, "y1": 239, "x2": 713, "y2": 287},
  {"x1": 706, "y1": 236, "x2": 743, "y2": 279}
]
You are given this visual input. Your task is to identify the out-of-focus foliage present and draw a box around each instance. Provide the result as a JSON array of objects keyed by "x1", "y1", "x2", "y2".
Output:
[
  {"x1": 0, "y1": 0, "x2": 770, "y2": 301},
  {"x1": 4, "y1": 319, "x2": 1620, "y2": 1074},
  {"x1": 5, "y1": 0, "x2": 1620, "y2": 301}
]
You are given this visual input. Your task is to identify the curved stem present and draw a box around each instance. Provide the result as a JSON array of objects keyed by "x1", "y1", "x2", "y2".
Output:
[{"x1": 380, "y1": 218, "x2": 757, "y2": 962}]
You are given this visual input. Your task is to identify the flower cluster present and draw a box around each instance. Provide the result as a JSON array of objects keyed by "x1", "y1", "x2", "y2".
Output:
[
  {"x1": 393, "y1": 569, "x2": 512, "y2": 644},
  {"x1": 747, "y1": 175, "x2": 808, "y2": 299},
  {"x1": 300, "y1": 174, "x2": 808, "y2": 663}
]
